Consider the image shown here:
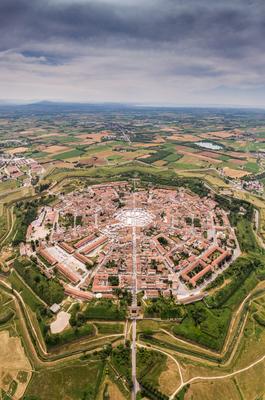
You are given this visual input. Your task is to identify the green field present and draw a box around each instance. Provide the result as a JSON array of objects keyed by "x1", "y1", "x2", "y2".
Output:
[
  {"x1": 244, "y1": 161, "x2": 260, "y2": 173},
  {"x1": 52, "y1": 148, "x2": 86, "y2": 160},
  {"x1": 13, "y1": 258, "x2": 64, "y2": 306},
  {"x1": 0, "y1": 180, "x2": 19, "y2": 191},
  {"x1": 9, "y1": 271, "x2": 44, "y2": 312},
  {"x1": 83, "y1": 299, "x2": 126, "y2": 321},
  {"x1": 95, "y1": 322, "x2": 124, "y2": 334},
  {"x1": 137, "y1": 348, "x2": 167, "y2": 386},
  {"x1": 25, "y1": 360, "x2": 104, "y2": 400}
]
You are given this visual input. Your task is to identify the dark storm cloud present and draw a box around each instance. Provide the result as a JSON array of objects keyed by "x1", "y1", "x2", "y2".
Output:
[
  {"x1": 1, "y1": 0, "x2": 265, "y2": 106},
  {"x1": 0, "y1": 0, "x2": 265, "y2": 59},
  {"x1": 169, "y1": 64, "x2": 224, "y2": 78}
]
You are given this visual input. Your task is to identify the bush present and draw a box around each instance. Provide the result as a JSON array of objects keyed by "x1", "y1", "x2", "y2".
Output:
[
  {"x1": 108, "y1": 275, "x2": 119, "y2": 286},
  {"x1": 144, "y1": 297, "x2": 185, "y2": 320},
  {"x1": 254, "y1": 312, "x2": 265, "y2": 327},
  {"x1": 83, "y1": 299, "x2": 126, "y2": 321},
  {"x1": 13, "y1": 201, "x2": 38, "y2": 245},
  {"x1": 207, "y1": 256, "x2": 262, "y2": 308},
  {"x1": 46, "y1": 323, "x2": 94, "y2": 348},
  {"x1": 111, "y1": 343, "x2": 132, "y2": 386},
  {"x1": 13, "y1": 258, "x2": 64, "y2": 305},
  {"x1": 0, "y1": 309, "x2": 14, "y2": 325},
  {"x1": 137, "y1": 348, "x2": 166, "y2": 387}
]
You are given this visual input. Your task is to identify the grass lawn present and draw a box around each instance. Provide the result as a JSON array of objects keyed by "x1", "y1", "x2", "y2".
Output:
[
  {"x1": 137, "y1": 347, "x2": 167, "y2": 387},
  {"x1": 95, "y1": 322, "x2": 124, "y2": 334},
  {"x1": 0, "y1": 213, "x2": 8, "y2": 240},
  {"x1": 0, "y1": 187, "x2": 34, "y2": 203},
  {"x1": 236, "y1": 218, "x2": 260, "y2": 253},
  {"x1": 25, "y1": 360, "x2": 104, "y2": 400},
  {"x1": 0, "y1": 180, "x2": 19, "y2": 192},
  {"x1": 8, "y1": 271, "x2": 44, "y2": 312},
  {"x1": 84, "y1": 300, "x2": 126, "y2": 321},
  {"x1": 172, "y1": 305, "x2": 231, "y2": 351}
]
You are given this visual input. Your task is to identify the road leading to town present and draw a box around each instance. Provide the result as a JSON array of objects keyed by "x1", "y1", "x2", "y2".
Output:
[{"x1": 131, "y1": 189, "x2": 140, "y2": 400}]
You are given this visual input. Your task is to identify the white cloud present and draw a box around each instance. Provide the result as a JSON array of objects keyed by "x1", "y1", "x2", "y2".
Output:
[
  {"x1": 1, "y1": 43, "x2": 265, "y2": 107},
  {"x1": 1, "y1": 0, "x2": 265, "y2": 106}
]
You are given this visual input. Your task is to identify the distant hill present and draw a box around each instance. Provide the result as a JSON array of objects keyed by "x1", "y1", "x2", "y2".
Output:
[{"x1": 0, "y1": 101, "x2": 264, "y2": 118}]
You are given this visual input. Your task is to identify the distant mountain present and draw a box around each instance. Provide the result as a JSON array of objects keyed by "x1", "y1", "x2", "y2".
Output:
[
  {"x1": 0, "y1": 100, "x2": 264, "y2": 118},
  {"x1": 27, "y1": 100, "x2": 132, "y2": 108},
  {"x1": 0, "y1": 101, "x2": 136, "y2": 116}
]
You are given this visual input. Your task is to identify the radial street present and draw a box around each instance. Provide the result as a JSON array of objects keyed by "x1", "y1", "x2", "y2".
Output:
[{"x1": 131, "y1": 189, "x2": 140, "y2": 400}]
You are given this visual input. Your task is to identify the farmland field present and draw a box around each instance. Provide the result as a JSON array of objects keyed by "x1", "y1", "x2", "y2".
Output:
[
  {"x1": 0, "y1": 331, "x2": 32, "y2": 400},
  {"x1": 2, "y1": 106, "x2": 265, "y2": 400}
]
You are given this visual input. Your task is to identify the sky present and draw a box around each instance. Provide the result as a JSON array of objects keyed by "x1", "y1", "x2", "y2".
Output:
[{"x1": 1, "y1": 0, "x2": 265, "y2": 106}]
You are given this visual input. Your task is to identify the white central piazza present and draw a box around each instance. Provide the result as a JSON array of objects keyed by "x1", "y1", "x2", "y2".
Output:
[{"x1": 115, "y1": 208, "x2": 153, "y2": 227}]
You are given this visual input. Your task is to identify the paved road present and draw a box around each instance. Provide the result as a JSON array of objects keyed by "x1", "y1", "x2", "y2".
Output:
[
  {"x1": 131, "y1": 189, "x2": 140, "y2": 400},
  {"x1": 132, "y1": 225, "x2": 137, "y2": 307},
  {"x1": 131, "y1": 318, "x2": 140, "y2": 400}
]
